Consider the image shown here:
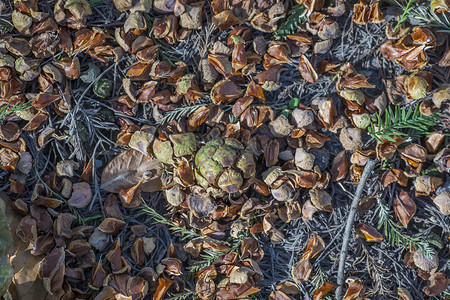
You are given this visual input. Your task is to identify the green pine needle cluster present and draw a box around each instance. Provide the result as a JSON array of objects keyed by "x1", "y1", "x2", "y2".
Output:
[
  {"x1": 275, "y1": 5, "x2": 307, "y2": 37},
  {"x1": 157, "y1": 104, "x2": 206, "y2": 125},
  {"x1": 375, "y1": 200, "x2": 434, "y2": 258},
  {"x1": 140, "y1": 201, "x2": 230, "y2": 245},
  {"x1": 393, "y1": 0, "x2": 418, "y2": 30},
  {"x1": 0, "y1": 102, "x2": 31, "y2": 120},
  {"x1": 391, "y1": 0, "x2": 450, "y2": 32},
  {"x1": 187, "y1": 240, "x2": 240, "y2": 273},
  {"x1": 186, "y1": 249, "x2": 227, "y2": 273},
  {"x1": 368, "y1": 105, "x2": 440, "y2": 143}
]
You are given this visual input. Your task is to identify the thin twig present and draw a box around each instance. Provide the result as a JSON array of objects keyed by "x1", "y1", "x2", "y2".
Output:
[{"x1": 335, "y1": 159, "x2": 377, "y2": 299}]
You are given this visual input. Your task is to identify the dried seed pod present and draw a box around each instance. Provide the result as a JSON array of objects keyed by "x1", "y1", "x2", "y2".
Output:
[
  {"x1": 295, "y1": 148, "x2": 315, "y2": 171},
  {"x1": 165, "y1": 185, "x2": 184, "y2": 206},
  {"x1": 340, "y1": 89, "x2": 365, "y2": 105},
  {"x1": 152, "y1": 133, "x2": 196, "y2": 165},
  {"x1": 271, "y1": 182, "x2": 295, "y2": 202},
  {"x1": 405, "y1": 75, "x2": 428, "y2": 100},
  {"x1": 194, "y1": 137, "x2": 256, "y2": 194},
  {"x1": 352, "y1": 113, "x2": 371, "y2": 129},
  {"x1": 231, "y1": 35, "x2": 247, "y2": 70},
  {"x1": 210, "y1": 79, "x2": 243, "y2": 104},
  {"x1": 339, "y1": 127, "x2": 363, "y2": 151}
]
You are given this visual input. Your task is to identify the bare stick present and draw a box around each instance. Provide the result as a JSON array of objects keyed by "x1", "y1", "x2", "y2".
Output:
[{"x1": 335, "y1": 159, "x2": 377, "y2": 299}]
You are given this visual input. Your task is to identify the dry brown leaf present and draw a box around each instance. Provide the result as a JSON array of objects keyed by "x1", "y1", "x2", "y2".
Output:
[
  {"x1": 422, "y1": 273, "x2": 450, "y2": 296},
  {"x1": 344, "y1": 280, "x2": 365, "y2": 300},
  {"x1": 153, "y1": 277, "x2": 174, "y2": 300},
  {"x1": 0, "y1": 193, "x2": 45, "y2": 299},
  {"x1": 302, "y1": 233, "x2": 325, "y2": 259},
  {"x1": 275, "y1": 281, "x2": 300, "y2": 295},
  {"x1": 210, "y1": 79, "x2": 243, "y2": 104},
  {"x1": 98, "y1": 217, "x2": 126, "y2": 234},
  {"x1": 291, "y1": 257, "x2": 312, "y2": 283},
  {"x1": 309, "y1": 189, "x2": 333, "y2": 212},
  {"x1": 101, "y1": 149, "x2": 162, "y2": 193},
  {"x1": 355, "y1": 223, "x2": 383, "y2": 243},
  {"x1": 68, "y1": 182, "x2": 92, "y2": 208},
  {"x1": 313, "y1": 282, "x2": 337, "y2": 300},
  {"x1": 352, "y1": 1, "x2": 385, "y2": 25},
  {"x1": 433, "y1": 190, "x2": 450, "y2": 215},
  {"x1": 331, "y1": 150, "x2": 349, "y2": 181},
  {"x1": 393, "y1": 191, "x2": 416, "y2": 227},
  {"x1": 379, "y1": 27, "x2": 435, "y2": 71},
  {"x1": 298, "y1": 54, "x2": 318, "y2": 83},
  {"x1": 41, "y1": 247, "x2": 65, "y2": 294}
]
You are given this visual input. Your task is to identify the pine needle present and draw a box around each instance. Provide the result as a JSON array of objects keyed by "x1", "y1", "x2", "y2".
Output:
[
  {"x1": 157, "y1": 104, "x2": 206, "y2": 125},
  {"x1": 140, "y1": 201, "x2": 230, "y2": 245},
  {"x1": 186, "y1": 240, "x2": 240, "y2": 273},
  {"x1": 311, "y1": 268, "x2": 332, "y2": 299},
  {"x1": 394, "y1": 0, "x2": 418, "y2": 30},
  {"x1": 375, "y1": 199, "x2": 434, "y2": 259},
  {"x1": 186, "y1": 249, "x2": 227, "y2": 273},
  {"x1": 90, "y1": 0, "x2": 104, "y2": 7},
  {"x1": 410, "y1": 5, "x2": 450, "y2": 32},
  {"x1": 390, "y1": 0, "x2": 450, "y2": 32},
  {"x1": 0, "y1": 17, "x2": 14, "y2": 34},
  {"x1": 275, "y1": 5, "x2": 307, "y2": 37},
  {"x1": 0, "y1": 102, "x2": 31, "y2": 120},
  {"x1": 368, "y1": 105, "x2": 440, "y2": 143}
]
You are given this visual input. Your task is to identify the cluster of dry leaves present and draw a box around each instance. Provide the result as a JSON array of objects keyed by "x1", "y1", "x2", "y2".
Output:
[{"x1": 0, "y1": 0, "x2": 449, "y2": 299}]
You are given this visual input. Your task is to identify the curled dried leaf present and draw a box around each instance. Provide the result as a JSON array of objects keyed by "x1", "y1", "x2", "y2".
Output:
[
  {"x1": 211, "y1": 79, "x2": 243, "y2": 104},
  {"x1": 352, "y1": 1, "x2": 385, "y2": 25},
  {"x1": 355, "y1": 223, "x2": 383, "y2": 243},
  {"x1": 298, "y1": 55, "x2": 318, "y2": 83},
  {"x1": 433, "y1": 190, "x2": 449, "y2": 215},
  {"x1": 303, "y1": 233, "x2": 325, "y2": 259},
  {"x1": 41, "y1": 247, "x2": 65, "y2": 294},
  {"x1": 291, "y1": 257, "x2": 312, "y2": 284},
  {"x1": 344, "y1": 280, "x2": 365, "y2": 300},
  {"x1": 331, "y1": 150, "x2": 349, "y2": 181},
  {"x1": 393, "y1": 191, "x2": 416, "y2": 227},
  {"x1": 422, "y1": 272, "x2": 450, "y2": 296},
  {"x1": 313, "y1": 282, "x2": 337, "y2": 300},
  {"x1": 98, "y1": 218, "x2": 126, "y2": 234},
  {"x1": 68, "y1": 182, "x2": 92, "y2": 208}
]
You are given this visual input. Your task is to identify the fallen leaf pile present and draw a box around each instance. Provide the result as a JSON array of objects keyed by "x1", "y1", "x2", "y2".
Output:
[{"x1": 0, "y1": 0, "x2": 448, "y2": 299}]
